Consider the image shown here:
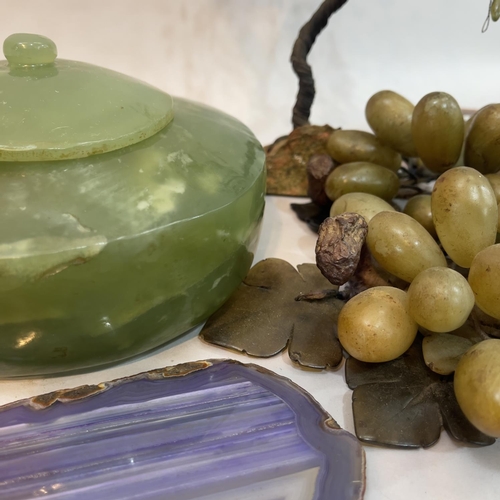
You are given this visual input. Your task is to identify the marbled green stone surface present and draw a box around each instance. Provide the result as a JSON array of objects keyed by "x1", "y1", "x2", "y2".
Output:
[{"x1": 0, "y1": 97, "x2": 265, "y2": 377}]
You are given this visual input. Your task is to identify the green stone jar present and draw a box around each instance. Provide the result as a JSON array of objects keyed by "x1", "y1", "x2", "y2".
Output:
[{"x1": 0, "y1": 34, "x2": 266, "y2": 377}]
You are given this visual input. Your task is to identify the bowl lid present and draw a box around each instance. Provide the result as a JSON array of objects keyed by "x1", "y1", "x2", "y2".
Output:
[{"x1": 0, "y1": 34, "x2": 174, "y2": 162}]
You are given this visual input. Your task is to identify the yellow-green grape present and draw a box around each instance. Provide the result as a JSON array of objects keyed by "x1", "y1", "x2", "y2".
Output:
[
  {"x1": 338, "y1": 286, "x2": 418, "y2": 363},
  {"x1": 365, "y1": 90, "x2": 417, "y2": 157},
  {"x1": 432, "y1": 167, "x2": 498, "y2": 268},
  {"x1": 329, "y1": 192, "x2": 395, "y2": 223},
  {"x1": 367, "y1": 211, "x2": 447, "y2": 283},
  {"x1": 403, "y1": 194, "x2": 437, "y2": 239},
  {"x1": 324, "y1": 161, "x2": 399, "y2": 201},
  {"x1": 455, "y1": 111, "x2": 478, "y2": 166},
  {"x1": 411, "y1": 92, "x2": 464, "y2": 173},
  {"x1": 454, "y1": 339, "x2": 500, "y2": 437},
  {"x1": 468, "y1": 244, "x2": 500, "y2": 319},
  {"x1": 464, "y1": 104, "x2": 500, "y2": 174},
  {"x1": 407, "y1": 267, "x2": 475, "y2": 332},
  {"x1": 327, "y1": 130, "x2": 402, "y2": 172},
  {"x1": 492, "y1": 0, "x2": 500, "y2": 22},
  {"x1": 486, "y1": 173, "x2": 500, "y2": 204}
]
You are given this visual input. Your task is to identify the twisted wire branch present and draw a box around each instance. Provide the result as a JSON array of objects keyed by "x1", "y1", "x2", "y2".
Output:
[{"x1": 291, "y1": 0, "x2": 349, "y2": 128}]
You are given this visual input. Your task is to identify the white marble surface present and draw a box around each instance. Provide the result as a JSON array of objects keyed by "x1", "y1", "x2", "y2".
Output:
[
  {"x1": 1, "y1": 196, "x2": 499, "y2": 500},
  {"x1": 2, "y1": 1, "x2": 500, "y2": 498}
]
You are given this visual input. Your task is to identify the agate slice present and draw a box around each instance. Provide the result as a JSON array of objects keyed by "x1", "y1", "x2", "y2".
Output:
[{"x1": 0, "y1": 360, "x2": 365, "y2": 500}]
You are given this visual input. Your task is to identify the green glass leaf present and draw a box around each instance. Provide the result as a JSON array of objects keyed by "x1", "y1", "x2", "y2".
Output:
[
  {"x1": 420, "y1": 310, "x2": 499, "y2": 375},
  {"x1": 422, "y1": 333, "x2": 474, "y2": 375},
  {"x1": 345, "y1": 335, "x2": 495, "y2": 448},
  {"x1": 473, "y1": 306, "x2": 500, "y2": 338},
  {"x1": 200, "y1": 258, "x2": 344, "y2": 370}
]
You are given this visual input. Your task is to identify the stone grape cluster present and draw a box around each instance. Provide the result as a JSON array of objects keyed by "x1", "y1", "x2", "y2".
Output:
[{"x1": 319, "y1": 90, "x2": 500, "y2": 437}]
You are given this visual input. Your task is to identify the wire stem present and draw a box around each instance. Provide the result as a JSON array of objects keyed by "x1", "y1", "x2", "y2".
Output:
[{"x1": 291, "y1": 0, "x2": 349, "y2": 128}]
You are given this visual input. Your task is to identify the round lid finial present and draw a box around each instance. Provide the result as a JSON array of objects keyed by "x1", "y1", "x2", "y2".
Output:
[{"x1": 3, "y1": 33, "x2": 57, "y2": 66}]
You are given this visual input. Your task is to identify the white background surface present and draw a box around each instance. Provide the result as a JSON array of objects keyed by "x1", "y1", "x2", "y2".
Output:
[
  {"x1": 3, "y1": 0, "x2": 500, "y2": 145},
  {"x1": 1, "y1": 1, "x2": 500, "y2": 499}
]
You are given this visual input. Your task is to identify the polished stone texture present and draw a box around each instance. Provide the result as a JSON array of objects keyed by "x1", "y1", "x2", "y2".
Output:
[
  {"x1": 0, "y1": 98, "x2": 265, "y2": 376},
  {"x1": 0, "y1": 360, "x2": 365, "y2": 499}
]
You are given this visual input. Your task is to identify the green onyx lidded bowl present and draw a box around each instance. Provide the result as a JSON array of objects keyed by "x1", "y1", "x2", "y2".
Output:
[{"x1": 0, "y1": 34, "x2": 266, "y2": 377}]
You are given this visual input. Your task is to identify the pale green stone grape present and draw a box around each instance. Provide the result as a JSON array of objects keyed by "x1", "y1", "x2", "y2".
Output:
[
  {"x1": 324, "y1": 161, "x2": 399, "y2": 201},
  {"x1": 411, "y1": 92, "x2": 464, "y2": 173},
  {"x1": 468, "y1": 244, "x2": 500, "y2": 319},
  {"x1": 464, "y1": 104, "x2": 500, "y2": 174},
  {"x1": 0, "y1": 98, "x2": 265, "y2": 376},
  {"x1": 486, "y1": 173, "x2": 500, "y2": 203},
  {"x1": 493, "y1": 0, "x2": 500, "y2": 21},
  {"x1": 338, "y1": 286, "x2": 417, "y2": 363},
  {"x1": 329, "y1": 192, "x2": 395, "y2": 223},
  {"x1": 326, "y1": 130, "x2": 402, "y2": 172},
  {"x1": 407, "y1": 267, "x2": 475, "y2": 332},
  {"x1": 365, "y1": 90, "x2": 417, "y2": 157},
  {"x1": 454, "y1": 339, "x2": 500, "y2": 438},
  {"x1": 432, "y1": 167, "x2": 498, "y2": 268},
  {"x1": 403, "y1": 194, "x2": 437, "y2": 239},
  {"x1": 367, "y1": 211, "x2": 447, "y2": 283}
]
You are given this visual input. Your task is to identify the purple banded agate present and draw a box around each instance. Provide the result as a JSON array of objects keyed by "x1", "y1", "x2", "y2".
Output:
[{"x1": 0, "y1": 360, "x2": 365, "y2": 499}]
